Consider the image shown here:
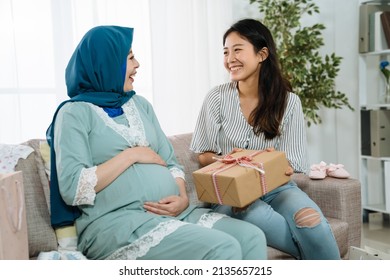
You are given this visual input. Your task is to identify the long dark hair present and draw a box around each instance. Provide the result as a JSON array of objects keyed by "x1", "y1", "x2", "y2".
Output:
[{"x1": 223, "y1": 18, "x2": 291, "y2": 139}]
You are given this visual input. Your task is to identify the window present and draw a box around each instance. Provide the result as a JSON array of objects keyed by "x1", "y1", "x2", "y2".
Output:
[{"x1": 0, "y1": 0, "x2": 152, "y2": 144}]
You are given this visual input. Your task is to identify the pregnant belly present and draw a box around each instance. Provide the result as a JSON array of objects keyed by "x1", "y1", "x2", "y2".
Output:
[{"x1": 131, "y1": 163, "x2": 179, "y2": 202}]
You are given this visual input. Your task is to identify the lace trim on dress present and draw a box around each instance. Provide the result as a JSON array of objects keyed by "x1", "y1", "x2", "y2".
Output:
[
  {"x1": 170, "y1": 167, "x2": 185, "y2": 180},
  {"x1": 197, "y1": 212, "x2": 226, "y2": 228},
  {"x1": 106, "y1": 219, "x2": 188, "y2": 260},
  {"x1": 73, "y1": 166, "x2": 97, "y2": 206},
  {"x1": 122, "y1": 99, "x2": 149, "y2": 147},
  {"x1": 87, "y1": 100, "x2": 149, "y2": 147}
]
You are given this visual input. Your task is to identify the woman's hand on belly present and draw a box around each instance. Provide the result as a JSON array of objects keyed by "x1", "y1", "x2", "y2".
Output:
[
  {"x1": 130, "y1": 146, "x2": 167, "y2": 166},
  {"x1": 143, "y1": 195, "x2": 189, "y2": 217}
]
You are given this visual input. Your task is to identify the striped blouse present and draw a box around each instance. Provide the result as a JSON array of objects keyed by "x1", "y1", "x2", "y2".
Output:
[{"x1": 190, "y1": 81, "x2": 309, "y2": 173}]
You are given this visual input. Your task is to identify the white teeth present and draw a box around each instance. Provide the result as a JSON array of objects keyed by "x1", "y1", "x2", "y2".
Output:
[{"x1": 230, "y1": 66, "x2": 242, "y2": 72}]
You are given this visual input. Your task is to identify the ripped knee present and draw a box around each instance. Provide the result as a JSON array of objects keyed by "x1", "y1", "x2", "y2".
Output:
[{"x1": 294, "y1": 207, "x2": 321, "y2": 227}]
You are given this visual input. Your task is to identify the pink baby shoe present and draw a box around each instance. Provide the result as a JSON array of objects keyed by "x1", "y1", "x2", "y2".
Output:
[
  {"x1": 326, "y1": 163, "x2": 350, "y2": 179},
  {"x1": 309, "y1": 161, "x2": 327, "y2": 179}
]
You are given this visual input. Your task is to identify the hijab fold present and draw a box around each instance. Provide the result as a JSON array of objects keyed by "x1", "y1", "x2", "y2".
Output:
[{"x1": 46, "y1": 26, "x2": 135, "y2": 228}]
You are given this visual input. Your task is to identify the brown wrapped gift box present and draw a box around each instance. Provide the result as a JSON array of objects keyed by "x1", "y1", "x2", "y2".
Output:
[{"x1": 192, "y1": 150, "x2": 290, "y2": 207}]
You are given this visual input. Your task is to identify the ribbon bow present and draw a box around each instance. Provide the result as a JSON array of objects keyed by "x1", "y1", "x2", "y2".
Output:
[{"x1": 213, "y1": 154, "x2": 265, "y2": 174}]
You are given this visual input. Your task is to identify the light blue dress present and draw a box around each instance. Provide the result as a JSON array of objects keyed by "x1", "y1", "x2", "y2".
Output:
[{"x1": 54, "y1": 95, "x2": 266, "y2": 260}]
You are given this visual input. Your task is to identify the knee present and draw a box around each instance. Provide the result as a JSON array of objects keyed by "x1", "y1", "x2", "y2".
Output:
[
  {"x1": 205, "y1": 235, "x2": 242, "y2": 260},
  {"x1": 257, "y1": 227, "x2": 267, "y2": 246},
  {"x1": 244, "y1": 223, "x2": 267, "y2": 245},
  {"x1": 237, "y1": 223, "x2": 267, "y2": 260},
  {"x1": 293, "y1": 207, "x2": 321, "y2": 228}
]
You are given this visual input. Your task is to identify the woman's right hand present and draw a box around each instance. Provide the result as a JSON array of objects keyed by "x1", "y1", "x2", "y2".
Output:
[{"x1": 129, "y1": 146, "x2": 166, "y2": 166}]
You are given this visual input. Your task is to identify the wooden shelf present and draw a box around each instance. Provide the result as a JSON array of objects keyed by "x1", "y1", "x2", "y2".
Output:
[{"x1": 359, "y1": 1, "x2": 390, "y2": 216}]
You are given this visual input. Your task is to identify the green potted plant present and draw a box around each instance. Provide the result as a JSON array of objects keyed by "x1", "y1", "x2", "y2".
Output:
[{"x1": 249, "y1": 0, "x2": 354, "y2": 126}]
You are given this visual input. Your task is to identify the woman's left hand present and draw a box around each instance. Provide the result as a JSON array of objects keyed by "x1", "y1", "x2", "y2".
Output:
[
  {"x1": 285, "y1": 165, "x2": 294, "y2": 176},
  {"x1": 144, "y1": 195, "x2": 189, "y2": 217},
  {"x1": 266, "y1": 147, "x2": 294, "y2": 176}
]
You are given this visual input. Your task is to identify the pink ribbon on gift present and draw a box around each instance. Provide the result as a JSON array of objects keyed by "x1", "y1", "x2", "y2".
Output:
[{"x1": 207, "y1": 150, "x2": 268, "y2": 205}]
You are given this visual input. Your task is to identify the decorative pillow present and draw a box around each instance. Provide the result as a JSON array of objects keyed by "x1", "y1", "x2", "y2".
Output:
[
  {"x1": 55, "y1": 225, "x2": 78, "y2": 251},
  {"x1": 15, "y1": 140, "x2": 58, "y2": 258},
  {"x1": 37, "y1": 224, "x2": 87, "y2": 260},
  {"x1": 39, "y1": 140, "x2": 50, "y2": 177},
  {"x1": 0, "y1": 143, "x2": 34, "y2": 173},
  {"x1": 37, "y1": 140, "x2": 80, "y2": 254}
]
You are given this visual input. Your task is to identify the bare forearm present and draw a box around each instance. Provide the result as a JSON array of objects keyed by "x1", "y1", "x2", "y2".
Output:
[
  {"x1": 198, "y1": 152, "x2": 218, "y2": 167},
  {"x1": 94, "y1": 148, "x2": 135, "y2": 192}
]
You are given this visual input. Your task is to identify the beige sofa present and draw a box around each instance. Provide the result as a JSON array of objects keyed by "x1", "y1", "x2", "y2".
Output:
[{"x1": 16, "y1": 133, "x2": 361, "y2": 260}]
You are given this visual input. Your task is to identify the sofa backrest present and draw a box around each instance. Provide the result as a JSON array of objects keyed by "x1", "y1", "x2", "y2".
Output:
[{"x1": 167, "y1": 133, "x2": 209, "y2": 207}]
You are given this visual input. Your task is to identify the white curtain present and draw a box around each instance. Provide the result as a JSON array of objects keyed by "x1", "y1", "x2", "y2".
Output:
[
  {"x1": 149, "y1": 0, "x2": 235, "y2": 136},
  {"x1": 0, "y1": 0, "x2": 57, "y2": 144},
  {"x1": 0, "y1": 0, "x2": 242, "y2": 144}
]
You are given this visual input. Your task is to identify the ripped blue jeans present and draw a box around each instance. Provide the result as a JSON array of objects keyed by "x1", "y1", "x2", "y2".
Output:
[{"x1": 212, "y1": 180, "x2": 340, "y2": 260}]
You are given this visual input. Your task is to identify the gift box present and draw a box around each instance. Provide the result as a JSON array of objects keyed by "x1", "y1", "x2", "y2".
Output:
[{"x1": 192, "y1": 149, "x2": 290, "y2": 207}]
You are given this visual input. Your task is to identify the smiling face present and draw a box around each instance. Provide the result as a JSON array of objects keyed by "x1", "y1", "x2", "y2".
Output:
[
  {"x1": 223, "y1": 31, "x2": 264, "y2": 83},
  {"x1": 123, "y1": 49, "x2": 140, "y2": 92}
]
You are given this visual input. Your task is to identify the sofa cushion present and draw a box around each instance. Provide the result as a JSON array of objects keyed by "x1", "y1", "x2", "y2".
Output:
[{"x1": 15, "y1": 140, "x2": 57, "y2": 258}]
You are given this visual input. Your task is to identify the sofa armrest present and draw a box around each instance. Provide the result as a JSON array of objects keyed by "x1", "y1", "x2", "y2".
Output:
[{"x1": 291, "y1": 173, "x2": 362, "y2": 249}]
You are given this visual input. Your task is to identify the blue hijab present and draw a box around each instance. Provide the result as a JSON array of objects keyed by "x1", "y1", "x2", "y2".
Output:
[{"x1": 46, "y1": 26, "x2": 135, "y2": 228}]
